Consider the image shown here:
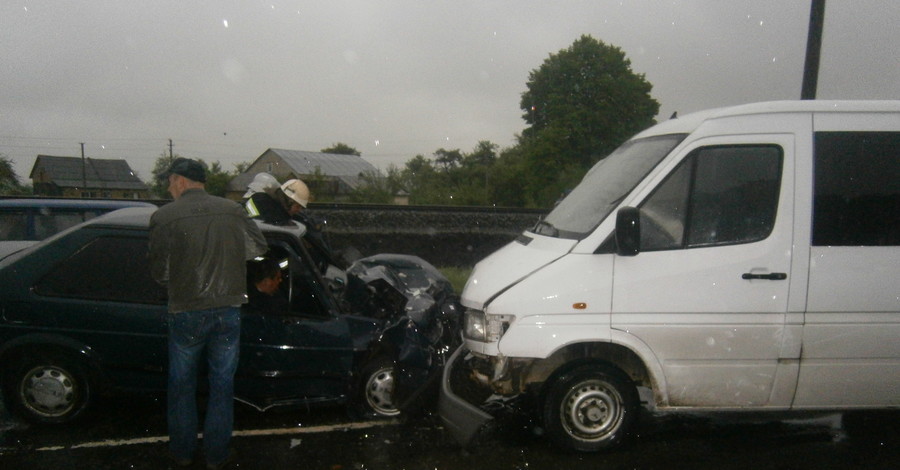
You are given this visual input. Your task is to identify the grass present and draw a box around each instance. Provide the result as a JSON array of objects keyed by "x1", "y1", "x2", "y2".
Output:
[{"x1": 438, "y1": 266, "x2": 472, "y2": 294}]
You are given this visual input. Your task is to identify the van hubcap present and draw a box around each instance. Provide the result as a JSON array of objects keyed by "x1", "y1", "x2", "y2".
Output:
[{"x1": 563, "y1": 380, "x2": 622, "y2": 438}]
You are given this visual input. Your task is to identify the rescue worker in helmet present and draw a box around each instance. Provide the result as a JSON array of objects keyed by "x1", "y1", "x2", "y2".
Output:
[
  {"x1": 242, "y1": 173, "x2": 339, "y2": 270},
  {"x1": 242, "y1": 174, "x2": 308, "y2": 226},
  {"x1": 281, "y1": 179, "x2": 340, "y2": 270}
]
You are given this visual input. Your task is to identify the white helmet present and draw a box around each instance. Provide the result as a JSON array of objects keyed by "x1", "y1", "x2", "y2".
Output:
[
  {"x1": 280, "y1": 179, "x2": 310, "y2": 208},
  {"x1": 243, "y1": 172, "x2": 280, "y2": 198}
]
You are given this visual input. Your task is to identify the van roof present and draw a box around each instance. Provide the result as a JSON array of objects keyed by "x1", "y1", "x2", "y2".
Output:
[{"x1": 634, "y1": 100, "x2": 900, "y2": 139}]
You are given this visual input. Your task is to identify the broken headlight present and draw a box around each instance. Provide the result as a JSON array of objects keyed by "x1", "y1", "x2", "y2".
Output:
[{"x1": 464, "y1": 309, "x2": 512, "y2": 343}]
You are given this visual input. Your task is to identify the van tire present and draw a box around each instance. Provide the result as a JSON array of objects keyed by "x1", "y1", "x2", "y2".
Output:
[
  {"x1": 543, "y1": 364, "x2": 638, "y2": 452},
  {"x1": 4, "y1": 352, "x2": 92, "y2": 423}
]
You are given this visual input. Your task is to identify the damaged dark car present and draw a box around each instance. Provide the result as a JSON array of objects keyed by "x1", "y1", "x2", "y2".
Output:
[{"x1": 0, "y1": 206, "x2": 461, "y2": 423}]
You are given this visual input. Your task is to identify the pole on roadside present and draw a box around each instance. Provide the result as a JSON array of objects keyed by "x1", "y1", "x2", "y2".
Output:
[
  {"x1": 801, "y1": 0, "x2": 826, "y2": 100},
  {"x1": 81, "y1": 142, "x2": 87, "y2": 196}
]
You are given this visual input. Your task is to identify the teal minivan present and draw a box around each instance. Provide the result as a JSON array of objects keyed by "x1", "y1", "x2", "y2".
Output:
[{"x1": 0, "y1": 198, "x2": 155, "y2": 258}]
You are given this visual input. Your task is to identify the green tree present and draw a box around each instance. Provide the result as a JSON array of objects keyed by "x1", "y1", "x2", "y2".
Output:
[
  {"x1": 433, "y1": 148, "x2": 463, "y2": 171},
  {"x1": 148, "y1": 154, "x2": 236, "y2": 199},
  {"x1": 518, "y1": 35, "x2": 659, "y2": 206},
  {"x1": 321, "y1": 143, "x2": 361, "y2": 156},
  {"x1": 149, "y1": 153, "x2": 178, "y2": 199},
  {"x1": 347, "y1": 167, "x2": 403, "y2": 203},
  {"x1": 233, "y1": 161, "x2": 251, "y2": 174},
  {"x1": 397, "y1": 142, "x2": 502, "y2": 206},
  {"x1": 401, "y1": 155, "x2": 441, "y2": 204},
  {"x1": 204, "y1": 161, "x2": 232, "y2": 198},
  {"x1": 462, "y1": 140, "x2": 498, "y2": 168},
  {"x1": 1, "y1": 155, "x2": 30, "y2": 195}
]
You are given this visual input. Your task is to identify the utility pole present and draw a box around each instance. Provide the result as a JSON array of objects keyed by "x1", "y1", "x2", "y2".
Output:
[
  {"x1": 169, "y1": 139, "x2": 174, "y2": 159},
  {"x1": 801, "y1": 0, "x2": 826, "y2": 100},
  {"x1": 80, "y1": 142, "x2": 87, "y2": 196}
]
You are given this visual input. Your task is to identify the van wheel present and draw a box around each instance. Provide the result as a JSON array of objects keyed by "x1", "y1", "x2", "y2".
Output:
[
  {"x1": 4, "y1": 353, "x2": 92, "y2": 423},
  {"x1": 360, "y1": 358, "x2": 400, "y2": 417},
  {"x1": 543, "y1": 364, "x2": 638, "y2": 452}
]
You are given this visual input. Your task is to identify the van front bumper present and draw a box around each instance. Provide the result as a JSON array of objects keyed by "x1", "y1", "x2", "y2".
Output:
[{"x1": 438, "y1": 344, "x2": 494, "y2": 448}]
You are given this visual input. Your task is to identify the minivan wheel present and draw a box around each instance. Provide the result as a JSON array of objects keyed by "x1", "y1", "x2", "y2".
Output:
[
  {"x1": 543, "y1": 364, "x2": 638, "y2": 452},
  {"x1": 5, "y1": 353, "x2": 92, "y2": 424},
  {"x1": 361, "y1": 358, "x2": 400, "y2": 417}
]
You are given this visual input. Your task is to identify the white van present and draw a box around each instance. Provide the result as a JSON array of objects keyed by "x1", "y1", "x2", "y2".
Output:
[{"x1": 438, "y1": 100, "x2": 900, "y2": 452}]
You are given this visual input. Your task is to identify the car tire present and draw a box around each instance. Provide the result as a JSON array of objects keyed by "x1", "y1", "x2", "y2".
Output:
[
  {"x1": 543, "y1": 364, "x2": 638, "y2": 452},
  {"x1": 4, "y1": 352, "x2": 92, "y2": 424},
  {"x1": 360, "y1": 358, "x2": 400, "y2": 417}
]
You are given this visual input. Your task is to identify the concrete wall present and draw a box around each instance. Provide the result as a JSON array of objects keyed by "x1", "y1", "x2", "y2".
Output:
[{"x1": 310, "y1": 205, "x2": 544, "y2": 268}]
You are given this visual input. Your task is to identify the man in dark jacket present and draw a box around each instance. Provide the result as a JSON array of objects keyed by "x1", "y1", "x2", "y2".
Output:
[{"x1": 149, "y1": 158, "x2": 267, "y2": 469}]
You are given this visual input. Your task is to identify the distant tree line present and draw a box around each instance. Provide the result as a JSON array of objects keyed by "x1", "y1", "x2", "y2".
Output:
[{"x1": 4, "y1": 36, "x2": 659, "y2": 209}]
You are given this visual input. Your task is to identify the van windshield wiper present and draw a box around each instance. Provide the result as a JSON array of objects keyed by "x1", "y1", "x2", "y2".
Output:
[{"x1": 532, "y1": 219, "x2": 559, "y2": 237}]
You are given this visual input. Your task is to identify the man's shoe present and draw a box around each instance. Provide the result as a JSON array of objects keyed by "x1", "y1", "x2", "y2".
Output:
[
  {"x1": 206, "y1": 449, "x2": 236, "y2": 470},
  {"x1": 167, "y1": 450, "x2": 194, "y2": 468}
]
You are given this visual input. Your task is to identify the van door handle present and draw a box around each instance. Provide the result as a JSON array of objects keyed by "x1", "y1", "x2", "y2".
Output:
[{"x1": 742, "y1": 272, "x2": 787, "y2": 281}]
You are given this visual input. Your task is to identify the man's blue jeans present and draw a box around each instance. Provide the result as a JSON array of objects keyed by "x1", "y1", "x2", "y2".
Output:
[{"x1": 167, "y1": 306, "x2": 240, "y2": 465}]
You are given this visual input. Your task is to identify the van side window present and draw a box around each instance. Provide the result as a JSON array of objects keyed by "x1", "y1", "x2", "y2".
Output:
[
  {"x1": 0, "y1": 212, "x2": 27, "y2": 240},
  {"x1": 640, "y1": 145, "x2": 782, "y2": 251},
  {"x1": 813, "y1": 132, "x2": 900, "y2": 246},
  {"x1": 34, "y1": 212, "x2": 86, "y2": 240}
]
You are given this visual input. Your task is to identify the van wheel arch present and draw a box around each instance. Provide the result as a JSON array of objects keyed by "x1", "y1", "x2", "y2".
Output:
[{"x1": 538, "y1": 342, "x2": 651, "y2": 392}]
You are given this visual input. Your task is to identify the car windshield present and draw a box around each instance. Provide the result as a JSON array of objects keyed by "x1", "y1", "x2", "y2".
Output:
[{"x1": 535, "y1": 134, "x2": 686, "y2": 239}]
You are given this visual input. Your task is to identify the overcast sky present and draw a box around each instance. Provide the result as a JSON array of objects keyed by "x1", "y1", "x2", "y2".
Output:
[{"x1": 2, "y1": 1, "x2": 898, "y2": 183}]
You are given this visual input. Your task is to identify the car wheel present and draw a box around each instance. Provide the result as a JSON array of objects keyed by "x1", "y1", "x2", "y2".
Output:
[
  {"x1": 543, "y1": 364, "x2": 638, "y2": 452},
  {"x1": 361, "y1": 358, "x2": 400, "y2": 417},
  {"x1": 4, "y1": 353, "x2": 92, "y2": 423}
]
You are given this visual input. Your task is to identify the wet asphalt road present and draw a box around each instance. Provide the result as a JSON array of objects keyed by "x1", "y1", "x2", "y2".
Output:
[{"x1": 2, "y1": 392, "x2": 899, "y2": 470}]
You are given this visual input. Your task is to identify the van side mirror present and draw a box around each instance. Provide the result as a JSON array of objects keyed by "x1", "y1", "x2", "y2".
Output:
[{"x1": 616, "y1": 207, "x2": 641, "y2": 256}]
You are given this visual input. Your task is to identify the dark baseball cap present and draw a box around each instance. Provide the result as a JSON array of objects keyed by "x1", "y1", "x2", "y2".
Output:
[{"x1": 162, "y1": 157, "x2": 207, "y2": 183}]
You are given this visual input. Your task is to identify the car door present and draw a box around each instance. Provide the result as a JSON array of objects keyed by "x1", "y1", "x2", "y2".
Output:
[
  {"x1": 28, "y1": 230, "x2": 170, "y2": 389},
  {"x1": 611, "y1": 134, "x2": 799, "y2": 408},
  {"x1": 236, "y1": 238, "x2": 355, "y2": 407}
]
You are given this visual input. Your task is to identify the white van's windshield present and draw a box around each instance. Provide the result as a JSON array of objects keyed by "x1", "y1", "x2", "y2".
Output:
[{"x1": 535, "y1": 134, "x2": 686, "y2": 239}]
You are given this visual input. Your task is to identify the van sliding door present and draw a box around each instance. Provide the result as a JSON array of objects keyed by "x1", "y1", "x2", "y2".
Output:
[{"x1": 794, "y1": 127, "x2": 900, "y2": 408}]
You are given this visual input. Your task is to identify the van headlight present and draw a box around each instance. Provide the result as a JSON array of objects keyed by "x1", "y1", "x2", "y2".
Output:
[{"x1": 464, "y1": 309, "x2": 513, "y2": 342}]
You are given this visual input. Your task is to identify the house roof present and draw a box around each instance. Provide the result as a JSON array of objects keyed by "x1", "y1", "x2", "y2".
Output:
[
  {"x1": 228, "y1": 148, "x2": 380, "y2": 192},
  {"x1": 30, "y1": 155, "x2": 148, "y2": 190},
  {"x1": 271, "y1": 148, "x2": 377, "y2": 177}
]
